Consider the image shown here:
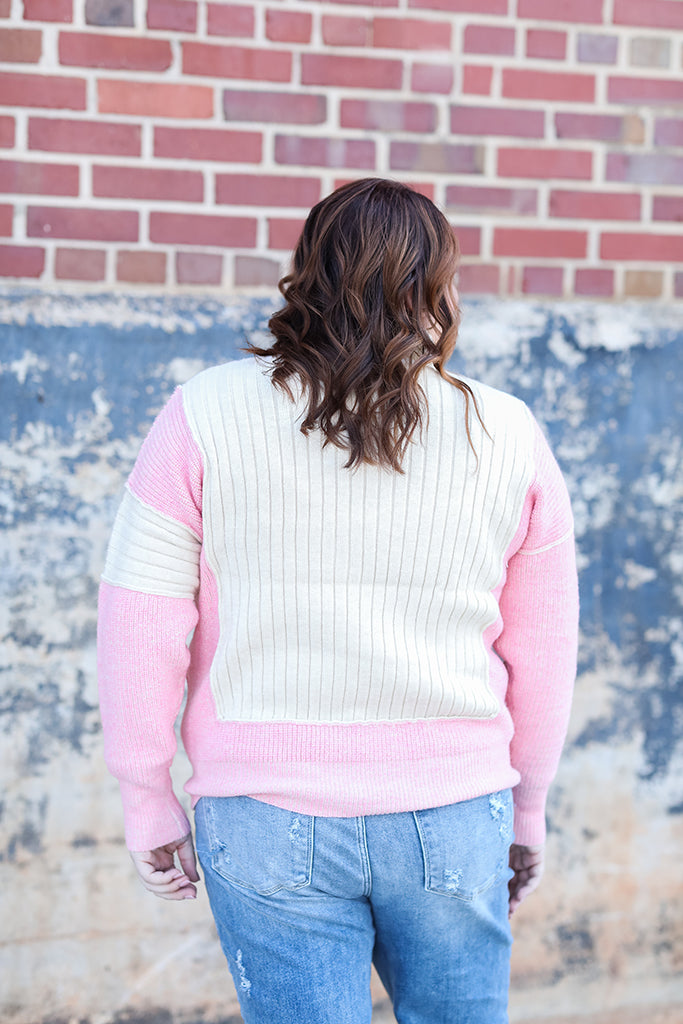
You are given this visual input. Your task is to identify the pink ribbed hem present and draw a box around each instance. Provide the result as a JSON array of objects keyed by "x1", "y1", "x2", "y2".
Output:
[{"x1": 177, "y1": 717, "x2": 543, "y2": 845}]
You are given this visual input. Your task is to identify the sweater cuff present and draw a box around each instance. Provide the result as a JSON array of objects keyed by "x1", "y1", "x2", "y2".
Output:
[
  {"x1": 119, "y1": 779, "x2": 191, "y2": 852},
  {"x1": 512, "y1": 788, "x2": 547, "y2": 846}
]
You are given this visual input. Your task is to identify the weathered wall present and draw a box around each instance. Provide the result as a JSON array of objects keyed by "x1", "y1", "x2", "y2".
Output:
[{"x1": 1, "y1": 289, "x2": 682, "y2": 1023}]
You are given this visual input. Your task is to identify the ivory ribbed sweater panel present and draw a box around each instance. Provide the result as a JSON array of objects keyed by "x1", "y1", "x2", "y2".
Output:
[{"x1": 98, "y1": 358, "x2": 578, "y2": 851}]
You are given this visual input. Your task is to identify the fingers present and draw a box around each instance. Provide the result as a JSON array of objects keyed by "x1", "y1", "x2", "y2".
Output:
[
  {"x1": 508, "y1": 842, "x2": 545, "y2": 917},
  {"x1": 129, "y1": 838, "x2": 200, "y2": 901},
  {"x1": 175, "y1": 834, "x2": 200, "y2": 883},
  {"x1": 508, "y1": 873, "x2": 542, "y2": 916}
]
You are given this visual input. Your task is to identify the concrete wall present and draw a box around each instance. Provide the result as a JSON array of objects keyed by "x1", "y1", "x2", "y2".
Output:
[{"x1": 1, "y1": 288, "x2": 682, "y2": 1023}]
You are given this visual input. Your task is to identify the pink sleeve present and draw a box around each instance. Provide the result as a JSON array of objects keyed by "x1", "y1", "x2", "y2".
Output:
[
  {"x1": 128, "y1": 386, "x2": 203, "y2": 538},
  {"x1": 98, "y1": 586, "x2": 199, "y2": 850},
  {"x1": 97, "y1": 387, "x2": 203, "y2": 851},
  {"x1": 496, "y1": 416, "x2": 579, "y2": 846}
]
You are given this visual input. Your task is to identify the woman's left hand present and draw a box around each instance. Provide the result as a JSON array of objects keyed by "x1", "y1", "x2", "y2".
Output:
[
  {"x1": 508, "y1": 842, "x2": 545, "y2": 917},
  {"x1": 129, "y1": 834, "x2": 200, "y2": 900}
]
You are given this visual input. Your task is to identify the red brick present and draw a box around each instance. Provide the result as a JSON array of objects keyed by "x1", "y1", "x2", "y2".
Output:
[
  {"x1": 234, "y1": 255, "x2": 280, "y2": 287},
  {"x1": 446, "y1": 184, "x2": 538, "y2": 215},
  {"x1": 503, "y1": 68, "x2": 594, "y2": 102},
  {"x1": 574, "y1": 268, "x2": 614, "y2": 297},
  {"x1": 457, "y1": 263, "x2": 499, "y2": 295},
  {"x1": 463, "y1": 66, "x2": 493, "y2": 95},
  {"x1": 87, "y1": 3, "x2": 128, "y2": 35},
  {"x1": 549, "y1": 190, "x2": 641, "y2": 220},
  {"x1": 155, "y1": 126, "x2": 261, "y2": 163},
  {"x1": 59, "y1": 32, "x2": 172, "y2": 71},
  {"x1": 0, "y1": 117, "x2": 15, "y2": 148},
  {"x1": 98, "y1": 79, "x2": 213, "y2": 118},
  {"x1": 522, "y1": 266, "x2": 564, "y2": 296},
  {"x1": 302, "y1": 53, "x2": 402, "y2": 90},
  {"x1": 614, "y1": 0, "x2": 683, "y2": 29},
  {"x1": 674, "y1": 272, "x2": 683, "y2": 299},
  {"x1": 494, "y1": 228, "x2": 587, "y2": 258},
  {"x1": 86, "y1": 0, "x2": 133, "y2": 25},
  {"x1": 451, "y1": 105, "x2": 544, "y2": 138},
  {"x1": 411, "y1": 63, "x2": 453, "y2": 93},
  {"x1": 183, "y1": 42, "x2": 290, "y2": 81},
  {"x1": 29, "y1": 117, "x2": 141, "y2": 156},
  {"x1": 601, "y1": 232, "x2": 683, "y2": 262},
  {"x1": 0, "y1": 72, "x2": 86, "y2": 110},
  {"x1": 409, "y1": 0, "x2": 507, "y2": 11},
  {"x1": 463, "y1": 25, "x2": 515, "y2": 56},
  {"x1": 216, "y1": 173, "x2": 320, "y2": 207},
  {"x1": 0, "y1": 159, "x2": 79, "y2": 196},
  {"x1": 629, "y1": 37, "x2": 670, "y2": 69},
  {"x1": 390, "y1": 141, "x2": 483, "y2": 174},
  {"x1": 275, "y1": 136, "x2": 375, "y2": 170},
  {"x1": 0, "y1": 0, "x2": 10, "y2": 15},
  {"x1": 267, "y1": 10, "x2": 312, "y2": 43},
  {"x1": 341, "y1": 99, "x2": 436, "y2": 132},
  {"x1": 176, "y1": 251, "x2": 222, "y2": 285},
  {"x1": 268, "y1": 217, "x2": 305, "y2": 249},
  {"x1": 577, "y1": 33, "x2": 618, "y2": 64},
  {"x1": 150, "y1": 212, "x2": 256, "y2": 247},
  {"x1": 0, "y1": 28, "x2": 42, "y2": 63},
  {"x1": 0, "y1": 244, "x2": 44, "y2": 277},
  {"x1": 207, "y1": 3, "x2": 254, "y2": 37},
  {"x1": 555, "y1": 112, "x2": 625, "y2": 141},
  {"x1": 0, "y1": 203, "x2": 12, "y2": 234},
  {"x1": 117, "y1": 250, "x2": 166, "y2": 284},
  {"x1": 624, "y1": 270, "x2": 663, "y2": 298},
  {"x1": 606, "y1": 152, "x2": 683, "y2": 186},
  {"x1": 372, "y1": 16, "x2": 451, "y2": 49},
  {"x1": 498, "y1": 147, "x2": 592, "y2": 180},
  {"x1": 23, "y1": 0, "x2": 71, "y2": 21},
  {"x1": 27, "y1": 205, "x2": 138, "y2": 242},
  {"x1": 652, "y1": 196, "x2": 683, "y2": 222},
  {"x1": 608, "y1": 76, "x2": 683, "y2": 104},
  {"x1": 223, "y1": 90, "x2": 326, "y2": 125},
  {"x1": 93, "y1": 165, "x2": 203, "y2": 202},
  {"x1": 147, "y1": 0, "x2": 197, "y2": 32},
  {"x1": 55, "y1": 247, "x2": 106, "y2": 281},
  {"x1": 451, "y1": 226, "x2": 480, "y2": 256},
  {"x1": 322, "y1": 15, "x2": 370, "y2": 46},
  {"x1": 517, "y1": 0, "x2": 601, "y2": 22},
  {"x1": 526, "y1": 29, "x2": 566, "y2": 59},
  {"x1": 654, "y1": 119, "x2": 683, "y2": 146},
  {"x1": 308, "y1": 0, "x2": 396, "y2": 4}
]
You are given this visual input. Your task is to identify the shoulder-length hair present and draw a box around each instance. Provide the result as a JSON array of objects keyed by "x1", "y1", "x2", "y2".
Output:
[{"x1": 250, "y1": 177, "x2": 481, "y2": 472}]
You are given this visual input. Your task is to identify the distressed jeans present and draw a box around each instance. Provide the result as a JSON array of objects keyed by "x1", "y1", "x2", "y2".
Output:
[{"x1": 194, "y1": 791, "x2": 514, "y2": 1024}]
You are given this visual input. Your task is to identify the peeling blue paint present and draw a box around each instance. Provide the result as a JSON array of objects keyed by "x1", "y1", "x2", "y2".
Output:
[
  {"x1": 1, "y1": 289, "x2": 682, "y2": 824},
  {"x1": 450, "y1": 309, "x2": 683, "y2": 784},
  {"x1": 2, "y1": 794, "x2": 49, "y2": 862}
]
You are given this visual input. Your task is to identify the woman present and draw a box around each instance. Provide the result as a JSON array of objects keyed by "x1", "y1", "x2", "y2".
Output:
[{"x1": 98, "y1": 178, "x2": 578, "y2": 1024}]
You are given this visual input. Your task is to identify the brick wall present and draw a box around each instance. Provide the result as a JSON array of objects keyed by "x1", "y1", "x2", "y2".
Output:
[{"x1": 1, "y1": 0, "x2": 682, "y2": 300}]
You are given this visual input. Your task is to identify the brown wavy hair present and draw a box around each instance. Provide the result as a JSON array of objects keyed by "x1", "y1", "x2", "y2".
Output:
[{"x1": 250, "y1": 177, "x2": 481, "y2": 472}]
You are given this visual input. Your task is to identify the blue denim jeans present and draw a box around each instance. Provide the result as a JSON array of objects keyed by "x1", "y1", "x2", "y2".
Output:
[{"x1": 194, "y1": 791, "x2": 514, "y2": 1024}]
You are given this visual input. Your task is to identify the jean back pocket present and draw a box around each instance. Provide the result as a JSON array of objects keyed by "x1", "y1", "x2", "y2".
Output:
[
  {"x1": 196, "y1": 795, "x2": 314, "y2": 896},
  {"x1": 413, "y1": 790, "x2": 514, "y2": 901}
]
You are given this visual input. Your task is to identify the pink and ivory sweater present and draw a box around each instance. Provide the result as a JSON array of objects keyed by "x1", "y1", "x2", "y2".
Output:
[{"x1": 97, "y1": 357, "x2": 578, "y2": 852}]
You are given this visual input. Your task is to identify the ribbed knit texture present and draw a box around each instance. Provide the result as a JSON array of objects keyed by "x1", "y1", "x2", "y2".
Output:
[{"x1": 98, "y1": 358, "x2": 578, "y2": 851}]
